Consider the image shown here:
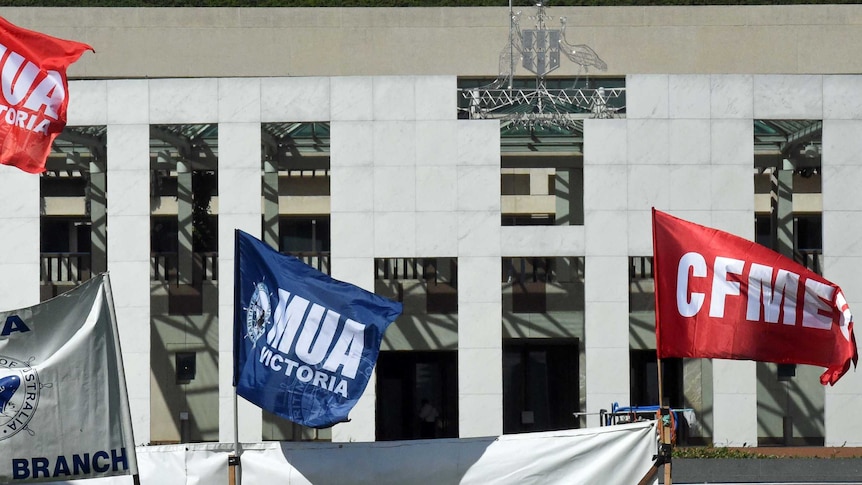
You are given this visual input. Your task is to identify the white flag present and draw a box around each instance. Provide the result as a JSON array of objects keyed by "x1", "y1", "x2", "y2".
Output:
[{"x1": 0, "y1": 274, "x2": 138, "y2": 482}]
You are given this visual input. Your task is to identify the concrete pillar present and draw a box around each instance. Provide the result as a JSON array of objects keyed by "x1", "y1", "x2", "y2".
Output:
[
  {"x1": 106, "y1": 121, "x2": 152, "y2": 445},
  {"x1": 770, "y1": 161, "x2": 802, "y2": 446},
  {"x1": 89, "y1": 157, "x2": 107, "y2": 275},
  {"x1": 555, "y1": 169, "x2": 570, "y2": 225},
  {"x1": 554, "y1": 168, "x2": 584, "y2": 226},
  {"x1": 771, "y1": 162, "x2": 794, "y2": 257},
  {"x1": 262, "y1": 159, "x2": 279, "y2": 249},
  {"x1": 176, "y1": 159, "x2": 193, "y2": 285}
]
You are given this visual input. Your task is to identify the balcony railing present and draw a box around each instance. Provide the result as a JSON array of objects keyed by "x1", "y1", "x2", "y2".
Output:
[
  {"x1": 796, "y1": 249, "x2": 823, "y2": 275},
  {"x1": 151, "y1": 252, "x2": 218, "y2": 283},
  {"x1": 41, "y1": 252, "x2": 91, "y2": 284},
  {"x1": 290, "y1": 252, "x2": 331, "y2": 275},
  {"x1": 151, "y1": 251, "x2": 330, "y2": 282},
  {"x1": 630, "y1": 256, "x2": 654, "y2": 280}
]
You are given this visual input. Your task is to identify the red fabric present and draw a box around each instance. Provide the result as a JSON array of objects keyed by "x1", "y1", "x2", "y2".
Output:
[
  {"x1": 652, "y1": 209, "x2": 858, "y2": 385},
  {"x1": 0, "y1": 17, "x2": 92, "y2": 173}
]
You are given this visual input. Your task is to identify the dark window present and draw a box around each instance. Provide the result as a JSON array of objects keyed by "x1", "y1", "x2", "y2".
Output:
[
  {"x1": 151, "y1": 216, "x2": 178, "y2": 253},
  {"x1": 375, "y1": 351, "x2": 458, "y2": 441},
  {"x1": 41, "y1": 218, "x2": 92, "y2": 253},
  {"x1": 175, "y1": 352, "x2": 196, "y2": 383},
  {"x1": 629, "y1": 256, "x2": 654, "y2": 313},
  {"x1": 424, "y1": 258, "x2": 458, "y2": 314},
  {"x1": 502, "y1": 214, "x2": 554, "y2": 226},
  {"x1": 41, "y1": 218, "x2": 69, "y2": 253},
  {"x1": 501, "y1": 173, "x2": 531, "y2": 195},
  {"x1": 279, "y1": 217, "x2": 330, "y2": 253},
  {"x1": 505, "y1": 257, "x2": 551, "y2": 314},
  {"x1": 40, "y1": 176, "x2": 86, "y2": 197},
  {"x1": 754, "y1": 214, "x2": 822, "y2": 253},
  {"x1": 503, "y1": 340, "x2": 579, "y2": 434},
  {"x1": 755, "y1": 215, "x2": 772, "y2": 248},
  {"x1": 795, "y1": 215, "x2": 822, "y2": 252},
  {"x1": 629, "y1": 350, "x2": 682, "y2": 408}
]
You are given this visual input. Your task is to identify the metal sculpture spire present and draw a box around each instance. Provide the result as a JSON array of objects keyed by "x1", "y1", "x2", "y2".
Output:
[{"x1": 460, "y1": 1, "x2": 623, "y2": 128}]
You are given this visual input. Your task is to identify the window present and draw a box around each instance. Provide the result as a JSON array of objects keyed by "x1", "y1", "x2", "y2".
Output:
[
  {"x1": 629, "y1": 256, "x2": 654, "y2": 314},
  {"x1": 375, "y1": 351, "x2": 458, "y2": 441},
  {"x1": 279, "y1": 217, "x2": 331, "y2": 253},
  {"x1": 795, "y1": 215, "x2": 822, "y2": 252},
  {"x1": 376, "y1": 258, "x2": 458, "y2": 315},
  {"x1": 629, "y1": 350, "x2": 682, "y2": 408},
  {"x1": 504, "y1": 257, "x2": 552, "y2": 314},
  {"x1": 503, "y1": 340, "x2": 579, "y2": 434}
]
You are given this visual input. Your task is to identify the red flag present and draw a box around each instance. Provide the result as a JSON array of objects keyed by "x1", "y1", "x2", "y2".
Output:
[
  {"x1": 0, "y1": 17, "x2": 92, "y2": 173},
  {"x1": 652, "y1": 209, "x2": 858, "y2": 385}
]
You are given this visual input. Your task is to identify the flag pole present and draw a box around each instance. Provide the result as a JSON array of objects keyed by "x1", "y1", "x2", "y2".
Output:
[
  {"x1": 651, "y1": 208, "x2": 673, "y2": 484},
  {"x1": 230, "y1": 229, "x2": 241, "y2": 485},
  {"x1": 230, "y1": 390, "x2": 239, "y2": 485}
]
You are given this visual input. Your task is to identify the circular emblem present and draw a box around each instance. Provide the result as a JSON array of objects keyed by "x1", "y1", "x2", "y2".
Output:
[
  {"x1": 246, "y1": 282, "x2": 272, "y2": 347},
  {"x1": 0, "y1": 355, "x2": 40, "y2": 441}
]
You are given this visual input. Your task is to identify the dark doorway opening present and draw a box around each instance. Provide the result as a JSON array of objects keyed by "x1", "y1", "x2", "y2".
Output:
[{"x1": 376, "y1": 351, "x2": 458, "y2": 441}]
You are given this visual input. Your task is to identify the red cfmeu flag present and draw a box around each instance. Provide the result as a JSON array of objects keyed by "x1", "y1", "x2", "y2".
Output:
[
  {"x1": 0, "y1": 17, "x2": 92, "y2": 174},
  {"x1": 652, "y1": 209, "x2": 858, "y2": 385}
]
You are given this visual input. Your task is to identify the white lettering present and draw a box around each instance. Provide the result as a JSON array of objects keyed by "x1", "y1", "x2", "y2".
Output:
[
  {"x1": 1, "y1": 51, "x2": 38, "y2": 105},
  {"x1": 272, "y1": 290, "x2": 309, "y2": 355},
  {"x1": 269, "y1": 353, "x2": 283, "y2": 372},
  {"x1": 296, "y1": 365, "x2": 314, "y2": 382},
  {"x1": 259, "y1": 346, "x2": 272, "y2": 366},
  {"x1": 709, "y1": 256, "x2": 745, "y2": 318},
  {"x1": 23, "y1": 70, "x2": 64, "y2": 120},
  {"x1": 677, "y1": 252, "x2": 706, "y2": 317},
  {"x1": 0, "y1": 42, "x2": 67, "y2": 129},
  {"x1": 252, "y1": 283, "x2": 377, "y2": 395},
  {"x1": 33, "y1": 118, "x2": 50, "y2": 135},
  {"x1": 835, "y1": 290, "x2": 854, "y2": 341},
  {"x1": 283, "y1": 358, "x2": 299, "y2": 376},
  {"x1": 312, "y1": 370, "x2": 329, "y2": 388},
  {"x1": 15, "y1": 109, "x2": 26, "y2": 128},
  {"x1": 295, "y1": 305, "x2": 339, "y2": 365},
  {"x1": 802, "y1": 279, "x2": 834, "y2": 330},
  {"x1": 334, "y1": 379, "x2": 348, "y2": 398},
  {"x1": 746, "y1": 264, "x2": 799, "y2": 324},
  {"x1": 323, "y1": 318, "x2": 366, "y2": 379}
]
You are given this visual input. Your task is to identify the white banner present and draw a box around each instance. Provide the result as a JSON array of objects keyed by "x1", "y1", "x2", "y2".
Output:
[
  {"x1": 0, "y1": 274, "x2": 138, "y2": 483},
  {"x1": 36, "y1": 421, "x2": 658, "y2": 485}
]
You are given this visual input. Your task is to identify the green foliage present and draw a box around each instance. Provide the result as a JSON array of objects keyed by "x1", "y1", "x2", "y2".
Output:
[
  {"x1": 672, "y1": 446, "x2": 777, "y2": 459},
  {"x1": 2, "y1": 0, "x2": 862, "y2": 6}
]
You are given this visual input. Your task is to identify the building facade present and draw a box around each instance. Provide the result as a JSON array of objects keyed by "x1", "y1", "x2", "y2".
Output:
[{"x1": 4, "y1": 5, "x2": 862, "y2": 447}]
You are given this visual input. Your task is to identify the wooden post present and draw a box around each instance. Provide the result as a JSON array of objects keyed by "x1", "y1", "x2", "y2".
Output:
[
  {"x1": 228, "y1": 455, "x2": 239, "y2": 485},
  {"x1": 658, "y1": 357, "x2": 672, "y2": 484},
  {"x1": 661, "y1": 413, "x2": 673, "y2": 485}
]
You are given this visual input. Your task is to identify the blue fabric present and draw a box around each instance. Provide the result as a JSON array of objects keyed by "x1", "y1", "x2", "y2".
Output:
[{"x1": 233, "y1": 230, "x2": 402, "y2": 428}]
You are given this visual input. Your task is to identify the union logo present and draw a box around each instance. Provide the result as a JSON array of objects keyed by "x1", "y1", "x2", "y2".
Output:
[
  {"x1": 0, "y1": 355, "x2": 39, "y2": 441},
  {"x1": 246, "y1": 282, "x2": 272, "y2": 347}
]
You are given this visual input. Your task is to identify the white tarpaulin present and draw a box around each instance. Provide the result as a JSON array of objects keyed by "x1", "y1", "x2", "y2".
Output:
[
  {"x1": 37, "y1": 421, "x2": 658, "y2": 485},
  {"x1": 0, "y1": 275, "x2": 138, "y2": 483}
]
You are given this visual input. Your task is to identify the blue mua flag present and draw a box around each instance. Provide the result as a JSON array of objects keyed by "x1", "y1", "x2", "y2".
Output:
[{"x1": 233, "y1": 230, "x2": 402, "y2": 428}]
